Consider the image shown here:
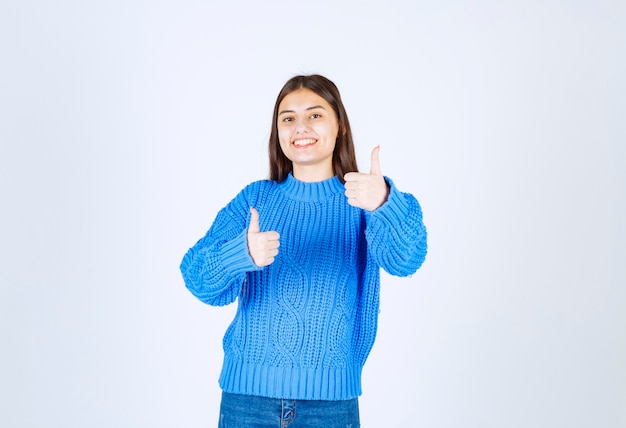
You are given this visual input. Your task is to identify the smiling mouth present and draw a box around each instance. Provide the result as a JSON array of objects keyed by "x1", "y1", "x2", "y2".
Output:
[{"x1": 292, "y1": 138, "x2": 317, "y2": 147}]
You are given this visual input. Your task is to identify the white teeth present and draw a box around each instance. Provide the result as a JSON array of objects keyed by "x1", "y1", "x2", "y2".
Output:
[{"x1": 293, "y1": 139, "x2": 316, "y2": 146}]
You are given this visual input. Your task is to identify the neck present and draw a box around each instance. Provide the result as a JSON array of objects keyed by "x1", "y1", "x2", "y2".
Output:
[{"x1": 292, "y1": 164, "x2": 334, "y2": 183}]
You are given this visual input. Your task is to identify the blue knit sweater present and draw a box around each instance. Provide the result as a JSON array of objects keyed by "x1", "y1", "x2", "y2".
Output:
[{"x1": 180, "y1": 173, "x2": 427, "y2": 400}]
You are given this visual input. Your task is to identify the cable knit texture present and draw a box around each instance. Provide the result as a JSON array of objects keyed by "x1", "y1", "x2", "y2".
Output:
[{"x1": 180, "y1": 173, "x2": 427, "y2": 400}]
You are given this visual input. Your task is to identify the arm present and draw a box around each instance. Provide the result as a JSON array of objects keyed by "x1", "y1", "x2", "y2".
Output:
[
  {"x1": 364, "y1": 177, "x2": 427, "y2": 276},
  {"x1": 343, "y1": 146, "x2": 427, "y2": 276},
  {"x1": 180, "y1": 192, "x2": 261, "y2": 306}
]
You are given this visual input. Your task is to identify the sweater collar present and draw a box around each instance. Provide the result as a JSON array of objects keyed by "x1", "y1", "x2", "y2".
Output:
[{"x1": 278, "y1": 173, "x2": 345, "y2": 202}]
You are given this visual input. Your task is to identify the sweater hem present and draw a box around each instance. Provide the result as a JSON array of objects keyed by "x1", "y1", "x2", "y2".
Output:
[{"x1": 218, "y1": 358, "x2": 363, "y2": 401}]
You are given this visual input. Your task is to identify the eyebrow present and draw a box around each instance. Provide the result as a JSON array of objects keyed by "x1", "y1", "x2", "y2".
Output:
[{"x1": 278, "y1": 105, "x2": 327, "y2": 115}]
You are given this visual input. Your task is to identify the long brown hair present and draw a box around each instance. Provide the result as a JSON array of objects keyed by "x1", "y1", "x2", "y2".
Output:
[{"x1": 269, "y1": 75, "x2": 358, "y2": 183}]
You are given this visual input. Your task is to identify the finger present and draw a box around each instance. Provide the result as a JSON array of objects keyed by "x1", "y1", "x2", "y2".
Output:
[
  {"x1": 265, "y1": 231, "x2": 280, "y2": 243},
  {"x1": 343, "y1": 180, "x2": 358, "y2": 191},
  {"x1": 267, "y1": 245, "x2": 280, "y2": 255},
  {"x1": 249, "y1": 207, "x2": 260, "y2": 233},
  {"x1": 343, "y1": 172, "x2": 359, "y2": 182},
  {"x1": 344, "y1": 188, "x2": 357, "y2": 199},
  {"x1": 344, "y1": 171, "x2": 367, "y2": 182},
  {"x1": 370, "y1": 145, "x2": 382, "y2": 176}
]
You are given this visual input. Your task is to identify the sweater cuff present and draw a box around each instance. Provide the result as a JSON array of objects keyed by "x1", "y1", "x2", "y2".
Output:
[
  {"x1": 220, "y1": 229, "x2": 261, "y2": 275},
  {"x1": 367, "y1": 177, "x2": 412, "y2": 225}
]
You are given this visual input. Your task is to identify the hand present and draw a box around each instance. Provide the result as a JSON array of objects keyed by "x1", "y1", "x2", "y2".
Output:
[
  {"x1": 247, "y1": 207, "x2": 280, "y2": 267},
  {"x1": 344, "y1": 145, "x2": 389, "y2": 211}
]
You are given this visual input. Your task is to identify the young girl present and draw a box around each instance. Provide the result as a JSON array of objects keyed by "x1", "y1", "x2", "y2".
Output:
[{"x1": 181, "y1": 74, "x2": 427, "y2": 427}]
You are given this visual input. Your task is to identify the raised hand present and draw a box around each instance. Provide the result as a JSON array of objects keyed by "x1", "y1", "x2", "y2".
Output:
[
  {"x1": 343, "y1": 145, "x2": 389, "y2": 211},
  {"x1": 247, "y1": 207, "x2": 280, "y2": 267}
]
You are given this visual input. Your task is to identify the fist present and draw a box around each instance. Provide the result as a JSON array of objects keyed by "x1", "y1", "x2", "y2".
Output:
[
  {"x1": 344, "y1": 145, "x2": 389, "y2": 211},
  {"x1": 247, "y1": 207, "x2": 280, "y2": 267}
]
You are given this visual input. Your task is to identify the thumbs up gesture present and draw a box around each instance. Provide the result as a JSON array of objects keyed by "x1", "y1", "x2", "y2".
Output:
[
  {"x1": 343, "y1": 146, "x2": 389, "y2": 211},
  {"x1": 247, "y1": 207, "x2": 280, "y2": 267}
]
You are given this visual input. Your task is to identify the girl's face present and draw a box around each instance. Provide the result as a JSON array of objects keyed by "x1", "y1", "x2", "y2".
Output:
[{"x1": 277, "y1": 88, "x2": 339, "y2": 182}]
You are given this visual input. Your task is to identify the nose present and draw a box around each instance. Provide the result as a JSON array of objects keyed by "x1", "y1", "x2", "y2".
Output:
[{"x1": 295, "y1": 117, "x2": 309, "y2": 133}]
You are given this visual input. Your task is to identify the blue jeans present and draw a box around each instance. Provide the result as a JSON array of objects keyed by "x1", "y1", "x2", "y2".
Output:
[{"x1": 218, "y1": 391, "x2": 360, "y2": 428}]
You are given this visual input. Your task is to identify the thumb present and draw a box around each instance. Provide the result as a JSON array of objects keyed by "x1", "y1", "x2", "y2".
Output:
[
  {"x1": 370, "y1": 145, "x2": 382, "y2": 175},
  {"x1": 248, "y1": 207, "x2": 260, "y2": 233}
]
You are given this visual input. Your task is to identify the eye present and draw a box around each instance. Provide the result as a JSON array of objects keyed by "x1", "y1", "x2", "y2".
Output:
[
  {"x1": 281, "y1": 116, "x2": 294, "y2": 122},
  {"x1": 310, "y1": 113, "x2": 322, "y2": 119}
]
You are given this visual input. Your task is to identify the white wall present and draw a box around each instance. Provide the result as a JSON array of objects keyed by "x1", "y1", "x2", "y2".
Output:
[{"x1": 1, "y1": 1, "x2": 624, "y2": 427}]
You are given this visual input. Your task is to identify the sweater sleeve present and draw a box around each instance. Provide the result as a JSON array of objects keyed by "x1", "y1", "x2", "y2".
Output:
[
  {"x1": 364, "y1": 177, "x2": 428, "y2": 277},
  {"x1": 180, "y1": 189, "x2": 261, "y2": 306}
]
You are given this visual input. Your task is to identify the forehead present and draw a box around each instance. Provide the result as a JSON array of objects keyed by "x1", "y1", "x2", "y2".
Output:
[{"x1": 278, "y1": 88, "x2": 332, "y2": 111}]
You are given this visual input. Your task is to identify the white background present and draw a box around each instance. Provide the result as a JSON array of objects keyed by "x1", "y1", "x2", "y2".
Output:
[{"x1": 1, "y1": 1, "x2": 625, "y2": 427}]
